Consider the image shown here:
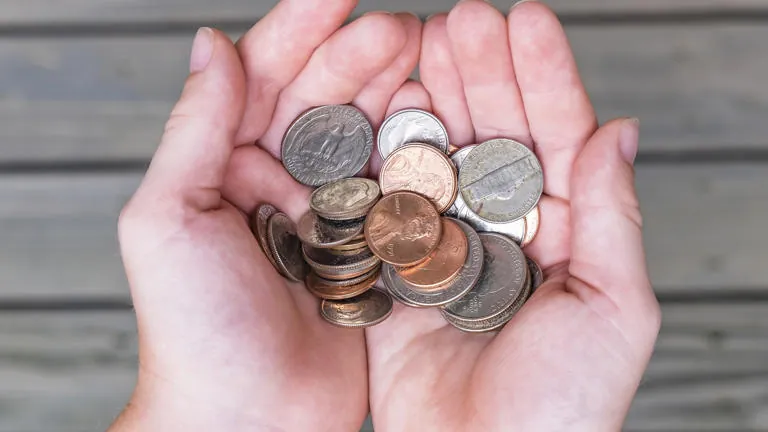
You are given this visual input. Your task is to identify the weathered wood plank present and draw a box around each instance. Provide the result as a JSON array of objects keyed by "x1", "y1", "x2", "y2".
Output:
[
  {"x1": 3, "y1": 24, "x2": 768, "y2": 163},
  {"x1": 2, "y1": 304, "x2": 767, "y2": 431},
  {"x1": 1, "y1": 164, "x2": 767, "y2": 300}
]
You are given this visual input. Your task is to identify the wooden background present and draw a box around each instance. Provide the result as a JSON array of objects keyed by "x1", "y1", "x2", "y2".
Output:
[{"x1": 2, "y1": 1, "x2": 768, "y2": 431}]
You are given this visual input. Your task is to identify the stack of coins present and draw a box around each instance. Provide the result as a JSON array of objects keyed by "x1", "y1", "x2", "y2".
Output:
[{"x1": 255, "y1": 104, "x2": 544, "y2": 332}]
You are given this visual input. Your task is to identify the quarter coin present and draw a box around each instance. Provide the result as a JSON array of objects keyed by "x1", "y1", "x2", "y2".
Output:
[
  {"x1": 267, "y1": 212, "x2": 310, "y2": 282},
  {"x1": 379, "y1": 143, "x2": 458, "y2": 213},
  {"x1": 377, "y1": 109, "x2": 449, "y2": 159},
  {"x1": 282, "y1": 105, "x2": 374, "y2": 187},
  {"x1": 364, "y1": 191, "x2": 442, "y2": 267},
  {"x1": 251, "y1": 204, "x2": 280, "y2": 269},
  {"x1": 396, "y1": 218, "x2": 468, "y2": 291},
  {"x1": 310, "y1": 178, "x2": 381, "y2": 221},
  {"x1": 458, "y1": 139, "x2": 543, "y2": 223},
  {"x1": 306, "y1": 267, "x2": 380, "y2": 300},
  {"x1": 297, "y1": 211, "x2": 364, "y2": 249},
  {"x1": 521, "y1": 206, "x2": 541, "y2": 248},
  {"x1": 320, "y1": 289, "x2": 394, "y2": 329}
]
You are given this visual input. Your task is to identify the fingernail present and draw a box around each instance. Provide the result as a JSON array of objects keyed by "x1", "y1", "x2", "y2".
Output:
[
  {"x1": 511, "y1": 0, "x2": 536, "y2": 9},
  {"x1": 619, "y1": 117, "x2": 640, "y2": 164},
  {"x1": 190, "y1": 27, "x2": 214, "y2": 73}
]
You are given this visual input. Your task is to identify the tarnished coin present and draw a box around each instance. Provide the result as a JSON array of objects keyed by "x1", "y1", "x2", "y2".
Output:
[
  {"x1": 303, "y1": 245, "x2": 380, "y2": 281},
  {"x1": 310, "y1": 178, "x2": 381, "y2": 221},
  {"x1": 396, "y1": 218, "x2": 468, "y2": 291},
  {"x1": 382, "y1": 218, "x2": 483, "y2": 307},
  {"x1": 320, "y1": 288, "x2": 394, "y2": 329},
  {"x1": 379, "y1": 144, "x2": 458, "y2": 213},
  {"x1": 297, "y1": 211, "x2": 364, "y2": 249},
  {"x1": 527, "y1": 257, "x2": 543, "y2": 295},
  {"x1": 306, "y1": 267, "x2": 380, "y2": 300},
  {"x1": 250, "y1": 204, "x2": 280, "y2": 269},
  {"x1": 445, "y1": 145, "x2": 525, "y2": 243},
  {"x1": 282, "y1": 105, "x2": 374, "y2": 187},
  {"x1": 442, "y1": 233, "x2": 528, "y2": 321},
  {"x1": 459, "y1": 139, "x2": 543, "y2": 223},
  {"x1": 377, "y1": 109, "x2": 449, "y2": 159},
  {"x1": 267, "y1": 212, "x2": 310, "y2": 282},
  {"x1": 521, "y1": 206, "x2": 541, "y2": 248},
  {"x1": 365, "y1": 191, "x2": 442, "y2": 267},
  {"x1": 329, "y1": 237, "x2": 368, "y2": 253}
]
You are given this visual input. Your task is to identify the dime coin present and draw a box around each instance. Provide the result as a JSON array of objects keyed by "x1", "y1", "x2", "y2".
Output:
[
  {"x1": 379, "y1": 143, "x2": 458, "y2": 213},
  {"x1": 445, "y1": 145, "x2": 525, "y2": 243},
  {"x1": 442, "y1": 232, "x2": 528, "y2": 321},
  {"x1": 377, "y1": 109, "x2": 449, "y2": 159},
  {"x1": 320, "y1": 288, "x2": 394, "y2": 329},
  {"x1": 306, "y1": 267, "x2": 380, "y2": 300},
  {"x1": 527, "y1": 257, "x2": 543, "y2": 294},
  {"x1": 396, "y1": 218, "x2": 468, "y2": 291},
  {"x1": 382, "y1": 218, "x2": 484, "y2": 308},
  {"x1": 521, "y1": 206, "x2": 541, "y2": 248},
  {"x1": 310, "y1": 178, "x2": 381, "y2": 221},
  {"x1": 297, "y1": 211, "x2": 364, "y2": 249},
  {"x1": 282, "y1": 105, "x2": 374, "y2": 187},
  {"x1": 251, "y1": 204, "x2": 280, "y2": 269},
  {"x1": 458, "y1": 139, "x2": 543, "y2": 223},
  {"x1": 267, "y1": 212, "x2": 310, "y2": 282},
  {"x1": 303, "y1": 245, "x2": 380, "y2": 280},
  {"x1": 364, "y1": 191, "x2": 442, "y2": 267}
]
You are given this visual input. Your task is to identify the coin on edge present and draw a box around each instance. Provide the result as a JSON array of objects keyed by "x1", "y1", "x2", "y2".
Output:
[
  {"x1": 458, "y1": 139, "x2": 543, "y2": 223},
  {"x1": 306, "y1": 267, "x2": 380, "y2": 300},
  {"x1": 377, "y1": 109, "x2": 449, "y2": 159},
  {"x1": 396, "y1": 218, "x2": 468, "y2": 291},
  {"x1": 320, "y1": 289, "x2": 394, "y2": 329},
  {"x1": 310, "y1": 177, "x2": 381, "y2": 221},
  {"x1": 364, "y1": 191, "x2": 442, "y2": 267},
  {"x1": 267, "y1": 212, "x2": 310, "y2": 282},
  {"x1": 303, "y1": 245, "x2": 380, "y2": 281},
  {"x1": 282, "y1": 105, "x2": 374, "y2": 187},
  {"x1": 297, "y1": 211, "x2": 364, "y2": 249},
  {"x1": 379, "y1": 144, "x2": 458, "y2": 213},
  {"x1": 527, "y1": 257, "x2": 543, "y2": 295},
  {"x1": 442, "y1": 232, "x2": 528, "y2": 321},
  {"x1": 251, "y1": 204, "x2": 280, "y2": 269},
  {"x1": 521, "y1": 206, "x2": 541, "y2": 248}
]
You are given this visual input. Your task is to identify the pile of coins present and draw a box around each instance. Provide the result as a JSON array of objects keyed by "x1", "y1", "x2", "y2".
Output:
[{"x1": 252, "y1": 104, "x2": 544, "y2": 333}]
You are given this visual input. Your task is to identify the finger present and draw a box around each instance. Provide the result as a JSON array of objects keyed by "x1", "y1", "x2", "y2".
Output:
[
  {"x1": 259, "y1": 12, "x2": 408, "y2": 158},
  {"x1": 235, "y1": 0, "x2": 358, "y2": 143},
  {"x1": 447, "y1": 0, "x2": 530, "y2": 144},
  {"x1": 369, "y1": 80, "x2": 433, "y2": 176},
  {"x1": 353, "y1": 12, "x2": 423, "y2": 127},
  {"x1": 569, "y1": 118, "x2": 661, "y2": 344},
  {"x1": 134, "y1": 29, "x2": 245, "y2": 213},
  {"x1": 222, "y1": 145, "x2": 311, "y2": 222},
  {"x1": 420, "y1": 14, "x2": 474, "y2": 147},
  {"x1": 509, "y1": 1, "x2": 598, "y2": 200}
]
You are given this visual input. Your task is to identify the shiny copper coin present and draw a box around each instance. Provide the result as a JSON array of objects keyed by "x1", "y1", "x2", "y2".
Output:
[
  {"x1": 306, "y1": 268, "x2": 380, "y2": 300},
  {"x1": 364, "y1": 191, "x2": 442, "y2": 267},
  {"x1": 521, "y1": 206, "x2": 541, "y2": 248},
  {"x1": 267, "y1": 212, "x2": 310, "y2": 282},
  {"x1": 396, "y1": 219, "x2": 468, "y2": 291},
  {"x1": 297, "y1": 211, "x2": 364, "y2": 249},
  {"x1": 303, "y1": 245, "x2": 380, "y2": 280},
  {"x1": 447, "y1": 144, "x2": 461, "y2": 155},
  {"x1": 320, "y1": 289, "x2": 394, "y2": 329},
  {"x1": 250, "y1": 204, "x2": 280, "y2": 269},
  {"x1": 379, "y1": 143, "x2": 458, "y2": 213},
  {"x1": 310, "y1": 178, "x2": 381, "y2": 221}
]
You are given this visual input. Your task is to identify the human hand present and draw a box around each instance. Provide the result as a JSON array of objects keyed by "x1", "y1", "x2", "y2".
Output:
[
  {"x1": 365, "y1": 2, "x2": 661, "y2": 431},
  {"x1": 110, "y1": 1, "x2": 422, "y2": 431}
]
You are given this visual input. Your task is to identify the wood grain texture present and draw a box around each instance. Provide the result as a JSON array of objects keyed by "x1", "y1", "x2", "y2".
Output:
[
  {"x1": 3, "y1": 24, "x2": 768, "y2": 163},
  {"x1": 2, "y1": 304, "x2": 767, "y2": 431}
]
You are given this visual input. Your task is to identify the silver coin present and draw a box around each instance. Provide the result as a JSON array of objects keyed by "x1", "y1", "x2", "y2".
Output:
[
  {"x1": 445, "y1": 144, "x2": 525, "y2": 243},
  {"x1": 442, "y1": 232, "x2": 528, "y2": 321},
  {"x1": 386, "y1": 281, "x2": 421, "y2": 308},
  {"x1": 310, "y1": 178, "x2": 381, "y2": 221},
  {"x1": 527, "y1": 257, "x2": 544, "y2": 295},
  {"x1": 282, "y1": 105, "x2": 374, "y2": 187},
  {"x1": 296, "y1": 211, "x2": 364, "y2": 249},
  {"x1": 458, "y1": 139, "x2": 543, "y2": 223},
  {"x1": 377, "y1": 109, "x2": 449, "y2": 159},
  {"x1": 381, "y1": 218, "x2": 484, "y2": 308}
]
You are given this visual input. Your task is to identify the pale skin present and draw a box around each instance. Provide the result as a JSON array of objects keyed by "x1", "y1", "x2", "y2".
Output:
[{"x1": 109, "y1": 1, "x2": 661, "y2": 431}]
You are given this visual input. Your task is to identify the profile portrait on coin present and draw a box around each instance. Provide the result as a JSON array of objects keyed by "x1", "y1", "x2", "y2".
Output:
[{"x1": 385, "y1": 152, "x2": 447, "y2": 202}]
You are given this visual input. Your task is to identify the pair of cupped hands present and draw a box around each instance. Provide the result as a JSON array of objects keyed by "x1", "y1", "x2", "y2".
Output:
[{"x1": 110, "y1": 0, "x2": 661, "y2": 431}]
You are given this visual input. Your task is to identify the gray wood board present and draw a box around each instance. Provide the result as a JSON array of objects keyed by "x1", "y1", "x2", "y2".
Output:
[
  {"x1": 3, "y1": 24, "x2": 768, "y2": 163},
  {"x1": 0, "y1": 0, "x2": 763, "y2": 25},
  {"x1": 2, "y1": 304, "x2": 768, "y2": 431},
  {"x1": 1, "y1": 164, "x2": 768, "y2": 300}
]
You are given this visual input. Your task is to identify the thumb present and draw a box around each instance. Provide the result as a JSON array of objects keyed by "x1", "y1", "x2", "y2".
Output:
[
  {"x1": 135, "y1": 28, "x2": 246, "y2": 214},
  {"x1": 569, "y1": 118, "x2": 660, "y2": 337}
]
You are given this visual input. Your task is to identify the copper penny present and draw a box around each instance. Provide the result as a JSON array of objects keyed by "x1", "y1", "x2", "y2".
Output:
[
  {"x1": 379, "y1": 143, "x2": 458, "y2": 213},
  {"x1": 297, "y1": 211, "x2": 364, "y2": 249},
  {"x1": 329, "y1": 237, "x2": 369, "y2": 253},
  {"x1": 447, "y1": 144, "x2": 461, "y2": 155},
  {"x1": 267, "y1": 212, "x2": 310, "y2": 282},
  {"x1": 306, "y1": 267, "x2": 380, "y2": 300},
  {"x1": 521, "y1": 206, "x2": 540, "y2": 248},
  {"x1": 364, "y1": 191, "x2": 442, "y2": 267},
  {"x1": 250, "y1": 204, "x2": 279, "y2": 269},
  {"x1": 396, "y1": 218, "x2": 468, "y2": 291}
]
